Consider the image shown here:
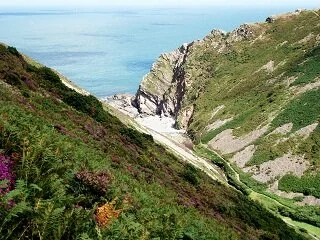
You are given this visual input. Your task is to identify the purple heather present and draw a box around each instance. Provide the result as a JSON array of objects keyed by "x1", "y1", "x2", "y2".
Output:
[{"x1": 0, "y1": 154, "x2": 15, "y2": 195}]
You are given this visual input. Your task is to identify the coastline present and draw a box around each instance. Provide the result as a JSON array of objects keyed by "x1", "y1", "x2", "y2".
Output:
[
  {"x1": 103, "y1": 93, "x2": 185, "y2": 134},
  {"x1": 103, "y1": 93, "x2": 226, "y2": 182}
]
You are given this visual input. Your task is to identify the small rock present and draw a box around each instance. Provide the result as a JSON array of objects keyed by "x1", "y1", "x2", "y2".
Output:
[{"x1": 266, "y1": 17, "x2": 275, "y2": 24}]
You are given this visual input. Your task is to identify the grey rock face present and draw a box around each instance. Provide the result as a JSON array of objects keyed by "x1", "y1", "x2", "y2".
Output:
[
  {"x1": 229, "y1": 24, "x2": 254, "y2": 42},
  {"x1": 133, "y1": 43, "x2": 190, "y2": 119},
  {"x1": 179, "y1": 106, "x2": 194, "y2": 130}
]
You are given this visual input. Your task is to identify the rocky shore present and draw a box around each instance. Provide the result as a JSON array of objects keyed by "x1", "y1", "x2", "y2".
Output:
[{"x1": 103, "y1": 94, "x2": 184, "y2": 134}]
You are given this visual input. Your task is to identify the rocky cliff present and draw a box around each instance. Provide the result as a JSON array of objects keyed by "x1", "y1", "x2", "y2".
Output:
[
  {"x1": 134, "y1": 22, "x2": 259, "y2": 129},
  {"x1": 133, "y1": 43, "x2": 189, "y2": 117}
]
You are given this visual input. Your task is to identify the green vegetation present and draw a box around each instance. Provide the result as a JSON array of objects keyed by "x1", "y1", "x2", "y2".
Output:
[
  {"x1": 250, "y1": 193, "x2": 320, "y2": 238},
  {"x1": 279, "y1": 173, "x2": 320, "y2": 198},
  {"x1": 196, "y1": 144, "x2": 320, "y2": 235},
  {"x1": 194, "y1": 145, "x2": 250, "y2": 194},
  {"x1": 0, "y1": 45, "x2": 306, "y2": 239},
  {"x1": 181, "y1": 10, "x2": 320, "y2": 145},
  {"x1": 201, "y1": 106, "x2": 258, "y2": 143},
  {"x1": 298, "y1": 125, "x2": 320, "y2": 168},
  {"x1": 247, "y1": 135, "x2": 298, "y2": 166},
  {"x1": 158, "y1": 10, "x2": 320, "y2": 226},
  {"x1": 248, "y1": 149, "x2": 278, "y2": 166},
  {"x1": 282, "y1": 217, "x2": 320, "y2": 239},
  {"x1": 290, "y1": 45, "x2": 320, "y2": 86},
  {"x1": 181, "y1": 164, "x2": 200, "y2": 186},
  {"x1": 271, "y1": 89, "x2": 320, "y2": 132}
]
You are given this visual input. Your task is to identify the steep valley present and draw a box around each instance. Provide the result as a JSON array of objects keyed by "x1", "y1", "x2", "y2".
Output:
[
  {"x1": 108, "y1": 8, "x2": 320, "y2": 239},
  {"x1": 0, "y1": 43, "x2": 310, "y2": 239},
  {"x1": 0, "y1": 8, "x2": 320, "y2": 240}
]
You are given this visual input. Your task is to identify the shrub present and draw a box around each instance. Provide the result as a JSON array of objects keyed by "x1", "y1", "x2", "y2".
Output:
[
  {"x1": 4, "y1": 71, "x2": 21, "y2": 87},
  {"x1": 278, "y1": 173, "x2": 320, "y2": 198},
  {"x1": 119, "y1": 127, "x2": 153, "y2": 147},
  {"x1": 39, "y1": 67, "x2": 61, "y2": 84},
  {"x1": 182, "y1": 164, "x2": 199, "y2": 186},
  {"x1": 63, "y1": 92, "x2": 108, "y2": 123},
  {"x1": 271, "y1": 89, "x2": 320, "y2": 132},
  {"x1": 7, "y1": 46, "x2": 20, "y2": 57},
  {"x1": 75, "y1": 170, "x2": 113, "y2": 195}
]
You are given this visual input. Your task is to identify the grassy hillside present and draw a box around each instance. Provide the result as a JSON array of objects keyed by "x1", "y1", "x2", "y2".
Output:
[
  {"x1": 170, "y1": 9, "x2": 320, "y2": 232},
  {"x1": 0, "y1": 45, "x2": 307, "y2": 239},
  {"x1": 186, "y1": 10, "x2": 320, "y2": 141}
]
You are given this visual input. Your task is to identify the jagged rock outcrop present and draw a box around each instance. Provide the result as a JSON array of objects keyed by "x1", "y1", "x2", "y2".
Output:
[
  {"x1": 133, "y1": 25, "x2": 257, "y2": 130},
  {"x1": 133, "y1": 43, "x2": 190, "y2": 118},
  {"x1": 228, "y1": 24, "x2": 255, "y2": 42}
]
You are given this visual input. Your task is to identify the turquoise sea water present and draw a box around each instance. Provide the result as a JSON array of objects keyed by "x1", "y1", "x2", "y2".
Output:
[{"x1": 0, "y1": 6, "x2": 315, "y2": 97}]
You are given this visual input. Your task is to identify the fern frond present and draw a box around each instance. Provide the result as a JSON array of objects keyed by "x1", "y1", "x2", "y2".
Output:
[{"x1": 0, "y1": 201, "x2": 32, "y2": 233}]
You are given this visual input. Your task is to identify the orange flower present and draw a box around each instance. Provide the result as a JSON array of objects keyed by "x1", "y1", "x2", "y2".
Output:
[{"x1": 95, "y1": 201, "x2": 121, "y2": 228}]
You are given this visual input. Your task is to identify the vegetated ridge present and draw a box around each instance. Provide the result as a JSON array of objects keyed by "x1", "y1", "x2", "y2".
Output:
[{"x1": 133, "y1": 9, "x2": 320, "y2": 233}]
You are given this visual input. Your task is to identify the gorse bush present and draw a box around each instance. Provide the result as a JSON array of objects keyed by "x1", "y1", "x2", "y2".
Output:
[
  {"x1": 63, "y1": 93, "x2": 108, "y2": 123},
  {"x1": 39, "y1": 66, "x2": 61, "y2": 84}
]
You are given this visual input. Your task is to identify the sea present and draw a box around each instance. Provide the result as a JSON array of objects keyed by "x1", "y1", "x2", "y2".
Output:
[{"x1": 0, "y1": 5, "x2": 317, "y2": 98}]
